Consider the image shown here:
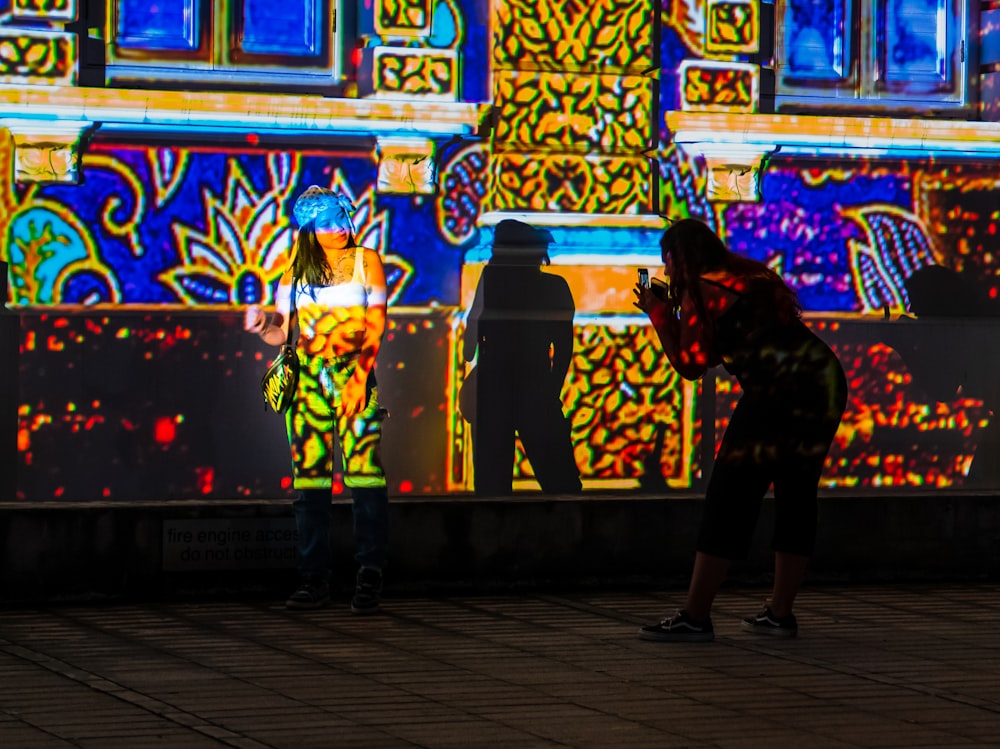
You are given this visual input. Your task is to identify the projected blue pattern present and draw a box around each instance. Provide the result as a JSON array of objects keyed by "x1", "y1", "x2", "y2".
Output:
[
  {"x1": 106, "y1": 0, "x2": 489, "y2": 98},
  {"x1": 659, "y1": 0, "x2": 702, "y2": 114},
  {"x1": 17, "y1": 146, "x2": 456, "y2": 307},
  {"x1": 242, "y1": 0, "x2": 318, "y2": 56},
  {"x1": 20, "y1": 152, "x2": 955, "y2": 315},
  {"x1": 117, "y1": 0, "x2": 201, "y2": 51},
  {"x1": 452, "y1": 0, "x2": 487, "y2": 102},
  {"x1": 724, "y1": 165, "x2": 915, "y2": 312},
  {"x1": 7, "y1": 153, "x2": 923, "y2": 315},
  {"x1": 658, "y1": 31, "x2": 685, "y2": 115},
  {"x1": 786, "y1": 0, "x2": 850, "y2": 79},
  {"x1": 883, "y1": 0, "x2": 948, "y2": 86}
]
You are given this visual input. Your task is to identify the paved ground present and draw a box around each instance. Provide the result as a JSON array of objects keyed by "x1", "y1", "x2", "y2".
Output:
[{"x1": 1, "y1": 583, "x2": 999, "y2": 748}]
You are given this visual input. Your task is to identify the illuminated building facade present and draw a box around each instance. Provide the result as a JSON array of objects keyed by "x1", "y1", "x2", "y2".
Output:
[{"x1": 4, "y1": 0, "x2": 1000, "y2": 499}]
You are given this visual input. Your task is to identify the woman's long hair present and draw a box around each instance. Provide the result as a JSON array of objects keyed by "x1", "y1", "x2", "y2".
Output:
[
  {"x1": 289, "y1": 221, "x2": 356, "y2": 288},
  {"x1": 661, "y1": 218, "x2": 801, "y2": 329}
]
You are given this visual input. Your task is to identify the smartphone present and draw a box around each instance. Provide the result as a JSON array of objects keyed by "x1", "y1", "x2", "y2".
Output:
[{"x1": 638, "y1": 268, "x2": 650, "y2": 288}]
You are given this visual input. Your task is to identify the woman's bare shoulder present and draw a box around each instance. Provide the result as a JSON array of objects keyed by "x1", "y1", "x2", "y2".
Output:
[{"x1": 360, "y1": 246, "x2": 386, "y2": 268}]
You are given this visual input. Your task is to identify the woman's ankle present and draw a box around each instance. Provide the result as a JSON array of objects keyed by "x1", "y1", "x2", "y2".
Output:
[{"x1": 765, "y1": 599, "x2": 793, "y2": 618}]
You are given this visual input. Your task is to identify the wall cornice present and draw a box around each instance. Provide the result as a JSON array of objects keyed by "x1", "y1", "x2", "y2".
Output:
[{"x1": 0, "y1": 86, "x2": 489, "y2": 138}]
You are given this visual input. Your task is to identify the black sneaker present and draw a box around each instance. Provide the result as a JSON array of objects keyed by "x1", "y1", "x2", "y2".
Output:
[
  {"x1": 638, "y1": 610, "x2": 714, "y2": 642},
  {"x1": 742, "y1": 606, "x2": 798, "y2": 638},
  {"x1": 350, "y1": 568, "x2": 383, "y2": 615},
  {"x1": 285, "y1": 579, "x2": 330, "y2": 610}
]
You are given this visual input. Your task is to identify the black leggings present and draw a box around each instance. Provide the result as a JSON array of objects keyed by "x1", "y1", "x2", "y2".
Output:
[{"x1": 697, "y1": 367, "x2": 848, "y2": 559}]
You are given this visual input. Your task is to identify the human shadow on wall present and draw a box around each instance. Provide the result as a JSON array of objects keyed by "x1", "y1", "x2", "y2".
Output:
[
  {"x1": 460, "y1": 220, "x2": 582, "y2": 496},
  {"x1": 637, "y1": 421, "x2": 670, "y2": 493},
  {"x1": 882, "y1": 264, "x2": 1000, "y2": 487}
]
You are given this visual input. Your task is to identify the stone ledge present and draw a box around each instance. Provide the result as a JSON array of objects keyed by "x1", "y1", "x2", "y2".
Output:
[
  {"x1": 667, "y1": 111, "x2": 1000, "y2": 157},
  {"x1": 0, "y1": 86, "x2": 487, "y2": 137}
]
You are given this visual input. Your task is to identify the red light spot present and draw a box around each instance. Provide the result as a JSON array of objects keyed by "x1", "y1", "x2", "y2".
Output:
[
  {"x1": 154, "y1": 417, "x2": 176, "y2": 443},
  {"x1": 398, "y1": 480, "x2": 413, "y2": 493},
  {"x1": 246, "y1": 133, "x2": 260, "y2": 145},
  {"x1": 281, "y1": 476, "x2": 293, "y2": 489},
  {"x1": 195, "y1": 466, "x2": 214, "y2": 495}
]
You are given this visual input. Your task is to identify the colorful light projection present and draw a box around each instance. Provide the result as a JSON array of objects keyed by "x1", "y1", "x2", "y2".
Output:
[
  {"x1": 16, "y1": 309, "x2": 457, "y2": 500},
  {"x1": 7, "y1": 0, "x2": 1000, "y2": 499},
  {"x1": 1, "y1": 143, "x2": 434, "y2": 307}
]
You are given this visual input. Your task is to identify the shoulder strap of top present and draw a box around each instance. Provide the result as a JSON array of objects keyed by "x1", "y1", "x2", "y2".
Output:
[
  {"x1": 351, "y1": 246, "x2": 365, "y2": 285},
  {"x1": 699, "y1": 275, "x2": 746, "y2": 297}
]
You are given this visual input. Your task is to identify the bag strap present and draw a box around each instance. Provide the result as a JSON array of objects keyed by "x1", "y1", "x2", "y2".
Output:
[
  {"x1": 287, "y1": 277, "x2": 298, "y2": 350},
  {"x1": 351, "y1": 245, "x2": 365, "y2": 285}
]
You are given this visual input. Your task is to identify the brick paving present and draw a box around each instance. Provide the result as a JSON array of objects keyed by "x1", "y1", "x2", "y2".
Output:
[{"x1": 1, "y1": 584, "x2": 999, "y2": 748}]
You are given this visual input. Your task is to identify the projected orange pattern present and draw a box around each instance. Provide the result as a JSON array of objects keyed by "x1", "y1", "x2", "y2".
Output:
[
  {"x1": 682, "y1": 63, "x2": 756, "y2": 111},
  {"x1": 483, "y1": 324, "x2": 700, "y2": 490},
  {"x1": 489, "y1": 153, "x2": 652, "y2": 214},
  {"x1": 378, "y1": 0, "x2": 431, "y2": 32},
  {"x1": 493, "y1": 0, "x2": 655, "y2": 71},
  {"x1": 14, "y1": 0, "x2": 74, "y2": 15},
  {"x1": 715, "y1": 337, "x2": 988, "y2": 489},
  {"x1": 370, "y1": 49, "x2": 458, "y2": 98},
  {"x1": 705, "y1": 0, "x2": 758, "y2": 54},
  {"x1": 494, "y1": 71, "x2": 654, "y2": 152},
  {"x1": 0, "y1": 32, "x2": 75, "y2": 84}
]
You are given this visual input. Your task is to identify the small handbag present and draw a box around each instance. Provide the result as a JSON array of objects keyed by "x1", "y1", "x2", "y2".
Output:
[
  {"x1": 458, "y1": 364, "x2": 477, "y2": 424},
  {"x1": 260, "y1": 279, "x2": 299, "y2": 414}
]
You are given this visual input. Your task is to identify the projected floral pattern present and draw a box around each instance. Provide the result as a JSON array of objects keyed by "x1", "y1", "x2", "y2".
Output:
[
  {"x1": 2, "y1": 145, "x2": 417, "y2": 308},
  {"x1": 161, "y1": 157, "x2": 297, "y2": 306}
]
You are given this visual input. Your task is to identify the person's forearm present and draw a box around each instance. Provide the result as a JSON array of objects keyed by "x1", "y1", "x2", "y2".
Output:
[
  {"x1": 648, "y1": 305, "x2": 704, "y2": 380},
  {"x1": 352, "y1": 307, "x2": 386, "y2": 384},
  {"x1": 648, "y1": 305, "x2": 680, "y2": 361},
  {"x1": 257, "y1": 318, "x2": 288, "y2": 346}
]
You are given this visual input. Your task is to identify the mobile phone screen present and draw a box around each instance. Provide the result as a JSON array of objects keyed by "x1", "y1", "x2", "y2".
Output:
[{"x1": 638, "y1": 268, "x2": 650, "y2": 288}]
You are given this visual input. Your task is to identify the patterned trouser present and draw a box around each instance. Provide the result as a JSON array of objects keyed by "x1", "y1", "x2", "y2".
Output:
[{"x1": 285, "y1": 352, "x2": 387, "y2": 490}]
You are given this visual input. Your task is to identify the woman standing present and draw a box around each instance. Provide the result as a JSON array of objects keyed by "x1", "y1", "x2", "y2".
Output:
[
  {"x1": 245, "y1": 186, "x2": 389, "y2": 613},
  {"x1": 634, "y1": 219, "x2": 847, "y2": 641}
]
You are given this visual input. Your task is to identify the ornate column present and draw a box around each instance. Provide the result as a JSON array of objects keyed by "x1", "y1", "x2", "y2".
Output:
[{"x1": 488, "y1": 0, "x2": 659, "y2": 220}]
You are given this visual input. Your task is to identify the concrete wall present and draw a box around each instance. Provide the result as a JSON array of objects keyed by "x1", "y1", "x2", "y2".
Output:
[{"x1": 1, "y1": 493, "x2": 998, "y2": 603}]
